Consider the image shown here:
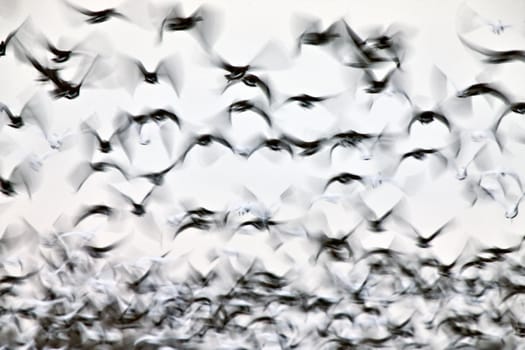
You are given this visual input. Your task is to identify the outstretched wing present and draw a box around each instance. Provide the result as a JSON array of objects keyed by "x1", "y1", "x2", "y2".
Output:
[
  {"x1": 157, "y1": 54, "x2": 183, "y2": 96},
  {"x1": 191, "y1": 5, "x2": 223, "y2": 52},
  {"x1": 19, "y1": 93, "x2": 51, "y2": 140},
  {"x1": 11, "y1": 157, "x2": 41, "y2": 199},
  {"x1": 456, "y1": 2, "x2": 493, "y2": 35}
]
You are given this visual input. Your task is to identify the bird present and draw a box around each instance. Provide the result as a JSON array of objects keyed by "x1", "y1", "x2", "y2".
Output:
[
  {"x1": 407, "y1": 110, "x2": 451, "y2": 133},
  {"x1": 293, "y1": 15, "x2": 345, "y2": 55},
  {"x1": 0, "y1": 270, "x2": 39, "y2": 285},
  {"x1": 307, "y1": 224, "x2": 360, "y2": 262},
  {"x1": 458, "y1": 34, "x2": 525, "y2": 64},
  {"x1": 244, "y1": 137, "x2": 294, "y2": 159},
  {"x1": 0, "y1": 158, "x2": 39, "y2": 199},
  {"x1": 456, "y1": 2, "x2": 521, "y2": 36},
  {"x1": 392, "y1": 147, "x2": 452, "y2": 184},
  {"x1": 110, "y1": 186, "x2": 159, "y2": 217},
  {"x1": 173, "y1": 216, "x2": 214, "y2": 239},
  {"x1": 0, "y1": 219, "x2": 39, "y2": 255},
  {"x1": 454, "y1": 121, "x2": 504, "y2": 177},
  {"x1": 24, "y1": 49, "x2": 104, "y2": 99},
  {"x1": 281, "y1": 134, "x2": 327, "y2": 157},
  {"x1": 160, "y1": 5, "x2": 203, "y2": 33},
  {"x1": 232, "y1": 74, "x2": 273, "y2": 104},
  {"x1": 494, "y1": 102, "x2": 525, "y2": 132},
  {"x1": 454, "y1": 84, "x2": 518, "y2": 153},
  {"x1": 44, "y1": 40, "x2": 79, "y2": 64},
  {"x1": 209, "y1": 40, "x2": 289, "y2": 102},
  {"x1": 149, "y1": 108, "x2": 185, "y2": 156},
  {"x1": 68, "y1": 161, "x2": 129, "y2": 192},
  {"x1": 0, "y1": 31, "x2": 17, "y2": 57},
  {"x1": 108, "y1": 187, "x2": 165, "y2": 245},
  {"x1": 0, "y1": 19, "x2": 30, "y2": 57},
  {"x1": 476, "y1": 170, "x2": 525, "y2": 219},
  {"x1": 120, "y1": 112, "x2": 154, "y2": 148},
  {"x1": 406, "y1": 64, "x2": 460, "y2": 136},
  {"x1": 176, "y1": 205, "x2": 229, "y2": 232},
  {"x1": 328, "y1": 129, "x2": 383, "y2": 161},
  {"x1": 149, "y1": 108, "x2": 182, "y2": 128},
  {"x1": 16, "y1": 18, "x2": 110, "y2": 64},
  {"x1": 235, "y1": 209, "x2": 283, "y2": 233},
  {"x1": 398, "y1": 148, "x2": 449, "y2": 170},
  {"x1": 0, "y1": 94, "x2": 49, "y2": 131},
  {"x1": 456, "y1": 83, "x2": 511, "y2": 105},
  {"x1": 125, "y1": 264, "x2": 158, "y2": 293},
  {"x1": 226, "y1": 99, "x2": 273, "y2": 127},
  {"x1": 0, "y1": 93, "x2": 76, "y2": 151},
  {"x1": 83, "y1": 239, "x2": 125, "y2": 259},
  {"x1": 360, "y1": 67, "x2": 402, "y2": 95},
  {"x1": 55, "y1": 55, "x2": 105, "y2": 99},
  {"x1": 183, "y1": 206, "x2": 218, "y2": 219},
  {"x1": 80, "y1": 116, "x2": 132, "y2": 155},
  {"x1": 399, "y1": 219, "x2": 456, "y2": 248},
  {"x1": 120, "y1": 108, "x2": 183, "y2": 152},
  {"x1": 478, "y1": 237, "x2": 525, "y2": 264},
  {"x1": 63, "y1": 1, "x2": 129, "y2": 24},
  {"x1": 73, "y1": 204, "x2": 115, "y2": 227},
  {"x1": 134, "y1": 159, "x2": 178, "y2": 186},
  {"x1": 158, "y1": 3, "x2": 220, "y2": 50},
  {"x1": 281, "y1": 93, "x2": 334, "y2": 110},
  {"x1": 113, "y1": 54, "x2": 183, "y2": 96},
  {"x1": 347, "y1": 63, "x2": 410, "y2": 109},
  {"x1": 365, "y1": 208, "x2": 398, "y2": 233},
  {"x1": 211, "y1": 55, "x2": 251, "y2": 82},
  {"x1": 324, "y1": 172, "x2": 364, "y2": 191},
  {"x1": 419, "y1": 256, "x2": 460, "y2": 277},
  {"x1": 21, "y1": 47, "x2": 63, "y2": 85},
  {"x1": 177, "y1": 133, "x2": 235, "y2": 164},
  {"x1": 362, "y1": 24, "x2": 408, "y2": 54},
  {"x1": 340, "y1": 19, "x2": 404, "y2": 68}
]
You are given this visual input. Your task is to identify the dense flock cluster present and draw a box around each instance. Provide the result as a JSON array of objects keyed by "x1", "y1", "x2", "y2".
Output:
[{"x1": 1, "y1": 0, "x2": 525, "y2": 348}]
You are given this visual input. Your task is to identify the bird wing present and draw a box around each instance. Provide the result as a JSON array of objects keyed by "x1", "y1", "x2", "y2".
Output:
[
  {"x1": 434, "y1": 112, "x2": 452, "y2": 130},
  {"x1": 251, "y1": 75, "x2": 273, "y2": 103},
  {"x1": 457, "y1": 34, "x2": 506, "y2": 58},
  {"x1": 67, "y1": 162, "x2": 95, "y2": 192},
  {"x1": 192, "y1": 5, "x2": 223, "y2": 52},
  {"x1": 10, "y1": 158, "x2": 39, "y2": 199},
  {"x1": 64, "y1": 1, "x2": 100, "y2": 17},
  {"x1": 251, "y1": 104, "x2": 272, "y2": 127},
  {"x1": 157, "y1": 54, "x2": 183, "y2": 96},
  {"x1": 291, "y1": 13, "x2": 321, "y2": 39},
  {"x1": 176, "y1": 138, "x2": 199, "y2": 164},
  {"x1": 250, "y1": 39, "x2": 293, "y2": 70},
  {"x1": 456, "y1": 2, "x2": 493, "y2": 35}
]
